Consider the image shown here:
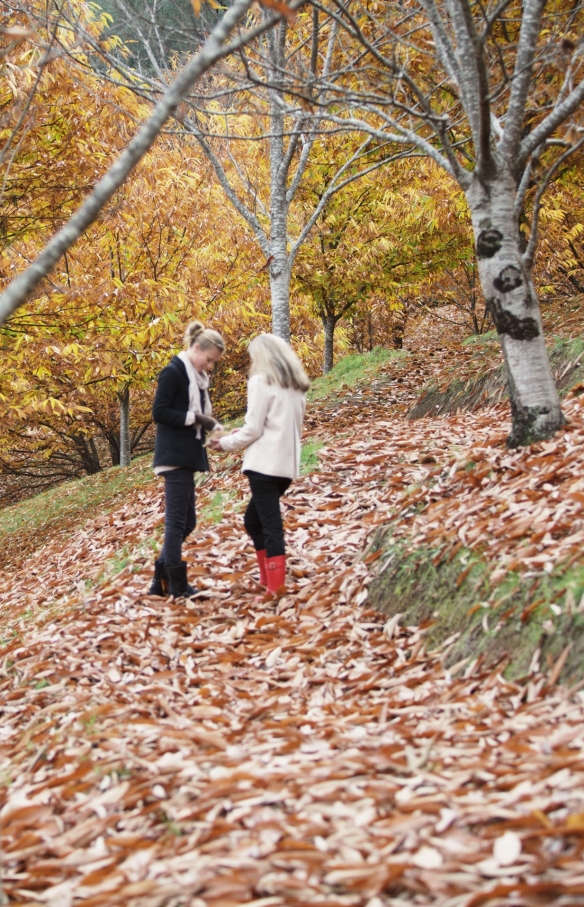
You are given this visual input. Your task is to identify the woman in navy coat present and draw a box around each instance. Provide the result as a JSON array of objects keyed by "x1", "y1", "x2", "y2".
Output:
[{"x1": 149, "y1": 320, "x2": 225, "y2": 599}]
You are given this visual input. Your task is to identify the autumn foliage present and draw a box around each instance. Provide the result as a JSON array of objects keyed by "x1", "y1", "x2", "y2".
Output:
[
  {"x1": 4, "y1": 2, "x2": 584, "y2": 903},
  {"x1": 2, "y1": 0, "x2": 584, "y2": 484}
]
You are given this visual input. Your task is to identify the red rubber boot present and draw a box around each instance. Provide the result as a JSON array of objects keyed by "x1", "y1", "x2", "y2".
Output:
[
  {"x1": 256, "y1": 549, "x2": 268, "y2": 587},
  {"x1": 266, "y1": 554, "x2": 286, "y2": 595}
]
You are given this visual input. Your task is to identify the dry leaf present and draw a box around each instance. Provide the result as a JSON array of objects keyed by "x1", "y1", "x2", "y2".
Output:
[{"x1": 493, "y1": 830, "x2": 522, "y2": 866}]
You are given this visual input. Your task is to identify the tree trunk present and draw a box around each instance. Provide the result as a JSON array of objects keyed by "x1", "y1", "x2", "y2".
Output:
[
  {"x1": 130, "y1": 422, "x2": 151, "y2": 455},
  {"x1": 118, "y1": 386, "x2": 131, "y2": 468},
  {"x1": 88, "y1": 437, "x2": 101, "y2": 473},
  {"x1": 391, "y1": 308, "x2": 406, "y2": 349},
  {"x1": 269, "y1": 255, "x2": 291, "y2": 341},
  {"x1": 107, "y1": 433, "x2": 120, "y2": 467},
  {"x1": 322, "y1": 314, "x2": 336, "y2": 373},
  {"x1": 467, "y1": 170, "x2": 564, "y2": 447},
  {"x1": 72, "y1": 435, "x2": 102, "y2": 474}
]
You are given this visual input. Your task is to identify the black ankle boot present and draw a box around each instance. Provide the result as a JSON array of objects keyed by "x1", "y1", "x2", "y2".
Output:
[
  {"x1": 148, "y1": 559, "x2": 168, "y2": 596},
  {"x1": 166, "y1": 562, "x2": 198, "y2": 599}
]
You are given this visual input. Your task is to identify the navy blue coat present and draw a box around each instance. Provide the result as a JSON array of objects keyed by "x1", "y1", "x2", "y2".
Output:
[{"x1": 152, "y1": 357, "x2": 209, "y2": 471}]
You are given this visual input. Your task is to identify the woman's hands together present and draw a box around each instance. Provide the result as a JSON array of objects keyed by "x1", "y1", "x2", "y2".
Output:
[
  {"x1": 207, "y1": 427, "x2": 226, "y2": 450},
  {"x1": 208, "y1": 427, "x2": 240, "y2": 450}
]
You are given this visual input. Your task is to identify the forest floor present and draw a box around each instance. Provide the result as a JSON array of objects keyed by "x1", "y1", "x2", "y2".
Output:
[{"x1": 3, "y1": 304, "x2": 584, "y2": 906}]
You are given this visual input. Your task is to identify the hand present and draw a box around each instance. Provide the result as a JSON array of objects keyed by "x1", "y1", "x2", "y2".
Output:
[
  {"x1": 208, "y1": 436, "x2": 223, "y2": 450},
  {"x1": 195, "y1": 413, "x2": 220, "y2": 432}
]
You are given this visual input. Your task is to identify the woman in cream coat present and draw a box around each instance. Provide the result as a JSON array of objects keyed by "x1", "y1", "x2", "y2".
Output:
[{"x1": 210, "y1": 334, "x2": 309, "y2": 594}]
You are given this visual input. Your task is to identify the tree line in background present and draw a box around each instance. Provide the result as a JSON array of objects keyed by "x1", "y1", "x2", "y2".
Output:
[{"x1": 1, "y1": 0, "x2": 584, "y2": 503}]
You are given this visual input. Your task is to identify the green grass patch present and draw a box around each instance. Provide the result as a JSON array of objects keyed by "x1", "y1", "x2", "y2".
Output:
[
  {"x1": 551, "y1": 335, "x2": 584, "y2": 356},
  {"x1": 461, "y1": 330, "x2": 498, "y2": 346},
  {"x1": 301, "y1": 439, "x2": 324, "y2": 474},
  {"x1": 104, "y1": 547, "x2": 132, "y2": 576},
  {"x1": 0, "y1": 454, "x2": 155, "y2": 542},
  {"x1": 367, "y1": 528, "x2": 584, "y2": 683},
  {"x1": 206, "y1": 489, "x2": 239, "y2": 524},
  {"x1": 308, "y1": 347, "x2": 408, "y2": 402}
]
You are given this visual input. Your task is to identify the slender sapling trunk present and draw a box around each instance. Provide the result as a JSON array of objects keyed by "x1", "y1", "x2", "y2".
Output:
[
  {"x1": 118, "y1": 386, "x2": 131, "y2": 468},
  {"x1": 322, "y1": 314, "x2": 336, "y2": 373}
]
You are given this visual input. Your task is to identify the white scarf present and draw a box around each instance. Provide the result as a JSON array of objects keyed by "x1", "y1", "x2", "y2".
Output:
[{"x1": 178, "y1": 351, "x2": 213, "y2": 437}]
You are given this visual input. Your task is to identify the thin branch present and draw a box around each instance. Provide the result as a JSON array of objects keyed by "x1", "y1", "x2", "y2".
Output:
[
  {"x1": 185, "y1": 117, "x2": 270, "y2": 257},
  {"x1": 523, "y1": 135, "x2": 584, "y2": 269},
  {"x1": 519, "y1": 76, "x2": 584, "y2": 168}
]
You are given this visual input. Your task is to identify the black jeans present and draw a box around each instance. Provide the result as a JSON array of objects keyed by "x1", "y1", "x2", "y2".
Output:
[
  {"x1": 244, "y1": 471, "x2": 291, "y2": 558},
  {"x1": 160, "y1": 468, "x2": 196, "y2": 567}
]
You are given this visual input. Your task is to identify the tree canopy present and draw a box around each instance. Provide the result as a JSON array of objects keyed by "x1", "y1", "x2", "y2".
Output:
[{"x1": 2, "y1": 0, "x2": 584, "y2": 488}]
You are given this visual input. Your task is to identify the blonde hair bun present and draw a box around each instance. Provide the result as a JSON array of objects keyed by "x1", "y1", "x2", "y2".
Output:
[
  {"x1": 184, "y1": 321, "x2": 226, "y2": 354},
  {"x1": 184, "y1": 321, "x2": 205, "y2": 348}
]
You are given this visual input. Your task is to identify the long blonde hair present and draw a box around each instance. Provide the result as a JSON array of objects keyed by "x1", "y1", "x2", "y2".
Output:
[
  {"x1": 184, "y1": 320, "x2": 225, "y2": 354},
  {"x1": 248, "y1": 334, "x2": 310, "y2": 392}
]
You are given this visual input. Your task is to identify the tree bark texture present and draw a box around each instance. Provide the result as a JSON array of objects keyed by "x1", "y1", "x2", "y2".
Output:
[
  {"x1": 267, "y1": 47, "x2": 291, "y2": 343},
  {"x1": 467, "y1": 170, "x2": 564, "y2": 447},
  {"x1": 72, "y1": 435, "x2": 102, "y2": 474},
  {"x1": 322, "y1": 314, "x2": 335, "y2": 374},
  {"x1": 118, "y1": 386, "x2": 131, "y2": 468},
  {"x1": 269, "y1": 259, "x2": 292, "y2": 342}
]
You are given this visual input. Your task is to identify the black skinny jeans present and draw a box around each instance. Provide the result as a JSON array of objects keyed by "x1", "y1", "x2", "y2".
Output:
[
  {"x1": 244, "y1": 470, "x2": 291, "y2": 558},
  {"x1": 160, "y1": 468, "x2": 196, "y2": 567}
]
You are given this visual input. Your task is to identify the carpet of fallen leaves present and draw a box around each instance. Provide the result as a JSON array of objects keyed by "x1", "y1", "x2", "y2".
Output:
[
  {"x1": 390, "y1": 396, "x2": 584, "y2": 584},
  {"x1": 4, "y1": 340, "x2": 584, "y2": 907}
]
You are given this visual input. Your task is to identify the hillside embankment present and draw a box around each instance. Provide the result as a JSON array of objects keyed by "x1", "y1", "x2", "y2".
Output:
[
  {"x1": 3, "y1": 316, "x2": 584, "y2": 904},
  {"x1": 368, "y1": 299, "x2": 584, "y2": 682}
]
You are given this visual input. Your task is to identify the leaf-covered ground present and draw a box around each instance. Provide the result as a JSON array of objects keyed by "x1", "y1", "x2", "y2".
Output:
[{"x1": 3, "y1": 343, "x2": 584, "y2": 906}]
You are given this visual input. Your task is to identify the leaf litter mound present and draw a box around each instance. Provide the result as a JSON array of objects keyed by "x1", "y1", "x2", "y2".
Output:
[{"x1": 3, "y1": 354, "x2": 584, "y2": 906}]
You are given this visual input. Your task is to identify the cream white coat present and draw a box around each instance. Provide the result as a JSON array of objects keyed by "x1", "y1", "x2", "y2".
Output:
[{"x1": 219, "y1": 375, "x2": 306, "y2": 479}]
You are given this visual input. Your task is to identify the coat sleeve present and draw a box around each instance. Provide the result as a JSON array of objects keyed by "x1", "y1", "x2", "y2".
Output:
[
  {"x1": 219, "y1": 377, "x2": 269, "y2": 452},
  {"x1": 152, "y1": 365, "x2": 192, "y2": 429}
]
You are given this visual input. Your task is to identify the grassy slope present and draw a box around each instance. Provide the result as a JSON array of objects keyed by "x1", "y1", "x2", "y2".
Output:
[
  {"x1": 408, "y1": 333, "x2": 584, "y2": 419},
  {"x1": 369, "y1": 307, "x2": 584, "y2": 681},
  {"x1": 0, "y1": 460, "x2": 155, "y2": 565},
  {"x1": 367, "y1": 534, "x2": 584, "y2": 683}
]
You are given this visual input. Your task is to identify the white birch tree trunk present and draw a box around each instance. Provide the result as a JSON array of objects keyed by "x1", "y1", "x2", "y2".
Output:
[
  {"x1": 118, "y1": 386, "x2": 131, "y2": 467},
  {"x1": 466, "y1": 170, "x2": 563, "y2": 447},
  {"x1": 266, "y1": 25, "x2": 291, "y2": 342},
  {"x1": 269, "y1": 258, "x2": 292, "y2": 341}
]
